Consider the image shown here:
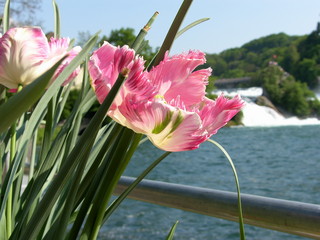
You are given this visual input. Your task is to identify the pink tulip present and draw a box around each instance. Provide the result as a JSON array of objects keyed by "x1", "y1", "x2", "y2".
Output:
[
  {"x1": 0, "y1": 27, "x2": 81, "y2": 90},
  {"x1": 89, "y1": 42, "x2": 245, "y2": 152},
  {"x1": 89, "y1": 41, "x2": 155, "y2": 108}
]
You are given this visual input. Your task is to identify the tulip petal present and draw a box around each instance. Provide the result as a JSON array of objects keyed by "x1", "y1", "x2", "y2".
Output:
[
  {"x1": 199, "y1": 95, "x2": 245, "y2": 135},
  {"x1": 88, "y1": 42, "x2": 136, "y2": 104},
  {"x1": 147, "y1": 50, "x2": 211, "y2": 107},
  {"x1": 0, "y1": 27, "x2": 49, "y2": 88},
  {"x1": 116, "y1": 97, "x2": 207, "y2": 152}
]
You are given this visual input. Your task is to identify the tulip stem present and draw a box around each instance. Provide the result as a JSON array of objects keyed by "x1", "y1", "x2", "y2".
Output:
[
  {"x1": 80, "y1": 130, "x2": 141, "y2": 240},
  {"x1": 207, "y1": 139, "x2": 246, "y2": 240},
  {"x1": 6, "y1": 84, "x2": 23, "y2": 238},
  {"x1": 102, "y1": 151, "x2": 171, "y2": 223},
  {"x1": 131, "y1": 11, "x2": 159, "y2": 51},
  {"x1": 6, "y1": 124, "x2": 15, "y2": 237},
  {"x1": 152, "y1": 0, "x2": 193, "y2": 67}
]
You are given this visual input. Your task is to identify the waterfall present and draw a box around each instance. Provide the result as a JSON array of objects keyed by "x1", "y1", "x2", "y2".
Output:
[{"x1": 212, "y1": 87, "x2": 320, "y2": 127}]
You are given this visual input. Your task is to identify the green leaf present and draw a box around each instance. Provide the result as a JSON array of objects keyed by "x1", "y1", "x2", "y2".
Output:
[
  {"x1": 207, "y1": 139, "x2": 246, "y2": 240},
  {"x1": 103, "y1": 151, "x2": 171, "y2": 223},
  {"x1": 3, "y1": 34, "x2": 99, "y2": 238},
  {"x1": 175, "y1": 18, "x2": 210, "y2": 39},
  {"x1": 52, "y1": 0, "x2": 61, "y2": 38},
  {"x1": 0, "y1": 58, "x2": 66, "y2": 233},
  {"x1": 131, "y1": 11, "x2": 159, "y2": 51},
  {"x1": 14, "y1": 84, "x2": 95, "y2": 238},
  {"x1": 0, "y1": 85, "x2": 6, "y2": 105},
  {"x1": 2, "y1": 0, "x2": 10, "y2": 33},
  {"x1": 80, "y1": 128, "x2": 136, "y2": 239},
  {"x1": 166, "y1": 221, "x2": 179, "y2": 240},
  {"x1": 0, "y1": 57, "x2": 66, "y2": 135},
  {"x1": 19, "y1": 69, "x2": 126, "y2": 240},
  {"x1": 0, "y1": 212, "x2": 7, "y2": 239},
  {"x1": 58, "y1": 123, "x2": 122, "y2": 240},
  {"x1": 152, "y1": 0, "x2": 193, "y2": 66}
]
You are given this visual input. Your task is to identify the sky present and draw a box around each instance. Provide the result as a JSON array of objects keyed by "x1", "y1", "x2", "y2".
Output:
[{"x1": 35, "y1": 0, "x2": 320, "y2": 54}]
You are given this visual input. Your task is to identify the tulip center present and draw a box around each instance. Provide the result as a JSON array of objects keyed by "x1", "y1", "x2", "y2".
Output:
[{"x1": 154, "y1": 94, "x2": 167, "y2": 104}]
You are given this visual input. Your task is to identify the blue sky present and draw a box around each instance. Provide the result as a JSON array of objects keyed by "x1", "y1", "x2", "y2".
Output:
[{"x1": 37, "y1": 0, "x2": 320, "y2": 54}]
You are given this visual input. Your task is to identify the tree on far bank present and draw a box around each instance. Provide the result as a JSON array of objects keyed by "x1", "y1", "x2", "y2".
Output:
[
  {"x1": 294, "y1": 58, "x2": 319, "y2": 88},
  {"x1": 258, "y1": 63, "x2": 320, "y2": 117}
]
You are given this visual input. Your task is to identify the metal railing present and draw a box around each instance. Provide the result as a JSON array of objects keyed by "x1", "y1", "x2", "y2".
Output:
[{"x1": 114, "y1": 176, "x2": 320, "y2": 239}]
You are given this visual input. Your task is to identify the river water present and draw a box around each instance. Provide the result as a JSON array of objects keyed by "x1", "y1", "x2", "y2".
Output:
[{"x1": 99, "y1": 88, "x2": 320, "y2": 240}]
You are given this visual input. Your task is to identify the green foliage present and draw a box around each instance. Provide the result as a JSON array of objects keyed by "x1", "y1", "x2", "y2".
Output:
[
  {"x1": 242, "y1": 33, "x2": 298, "y2": 53},
  {"x1": 298, "y1": 30, "x2": 320, "y2": 62},
  {"x1": 281, "y1": 45, "x2": 300, "y2": 73},
  {"x1": 258, "y1": 64, "x2": 317, "y2": 117},
  {"x1": 207, "y1": 29, "x2": 320, "y2": 89},
  {"x1": 204, "y1": 54, "x2": 227, "y2": 76},
  {"x1": 281, "y1": 81, "x2": 312, "y2": 117},
  {"x1": 206, "y1": 25, "x2": 320, "y2": 118},
  {"x1": 258, "y1": 64, "x2": 287, "y2": 104},
  {"x1": 294, "y1": 58, "x2": 319, "y2": 88},
  {"x1": 102, "y1": 27, "x2": 136, "y2": 46}
]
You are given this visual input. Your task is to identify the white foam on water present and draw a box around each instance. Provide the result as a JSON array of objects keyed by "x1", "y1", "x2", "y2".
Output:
[{"x1": 212, "y1": 87, "x2": 320, "y2": 127}]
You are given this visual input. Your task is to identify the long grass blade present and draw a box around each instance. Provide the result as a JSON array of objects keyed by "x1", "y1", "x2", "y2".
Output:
[
  {"x1": 52, "y1": 0, "x2": 61, "y2": 38},
  {"x1": 19, "y1": 70, "x2": 127, "y2": 240},
  {"x1": 2, "y1": 0, "x2": 10, "y2": 33},
  {"x1": 166, "y1": 221, "x2": 179, "y2": 240},
  {"x1": 153, "y1": 0, "x2": 193, "y2": 66},
  {"x1": 6, "y1": 34, "x2": 99, "y2": 240},
  {"x1": 103, "y1": 151, "x2": 171, "y2": 223},
  {"x1": 0, "y1": 57, "x2": 66, "y2": 228},
  {"x1": 207, "y1": 139, "x2": 246, "y2": 240},
  {"x1": 131, "y1": 11, "x2": 159, "y2": 51},
  {"x1": 175, "y1": 18, "x2": 210, "y2": 39}
]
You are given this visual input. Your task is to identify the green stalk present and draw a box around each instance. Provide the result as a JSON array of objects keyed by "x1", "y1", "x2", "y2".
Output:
[
  {"x1": 52, "y1": 0, "x2": 60, "y2": 38},
  {"x1": 39, "y1": 99, "x2": 54, "y2": 164},
  {"x1": 0, "y1": 85, "x2": 6, "y2": 105},
  {"x1": 131, "y1": 11, "x2": 159, "y2": 50},
  {"x1": 175, "y1": 17, "x2": 210, "y2": 39},
  {"x1": 65, "y1": 124, "x2": 123, "y2": 240},
  {"x1": 28, "y1": 128, "x2": 38, "y2": 180},
  {"x1": 166, "y1": 221, "x2": 179, "y2": 240},
  {"x1": 152, "y1": 0, "x2": 193, "y2": 66},
  {"x1": 6, "y1": 85, "x2": 23, "y2": 238},
  {"x1": 73, "y1": 123, "x2": 121, "y2": 207},
  {"x1": 80, "y1": 129, "x2": 137, "y2": 240},
  {"x1": 53, "y1": 148, "x2": 89, "y2": 240},
  {"x1": 52, "y1": 120, "x2": 117, "y2": 240},
  {"x1": 103, "y1": 151, "x2": 171, "y2": 222},
  {"x1": 19, "y1": 74, "x2": 127, "y2": 240},
  {"x1": 5, "y1": 125, "x2": 15, "y2": 237},
  {"x1": 2, "y1": 0, "x2": 11, "y2": 33},
  {"x1": 207, "y1": 139, "x2": 246, "y2": 240}
]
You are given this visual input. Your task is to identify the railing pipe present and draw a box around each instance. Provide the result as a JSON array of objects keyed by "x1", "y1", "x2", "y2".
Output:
[{"x1": 114, "y1": 176, "x2": 320, "y2": 239}]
